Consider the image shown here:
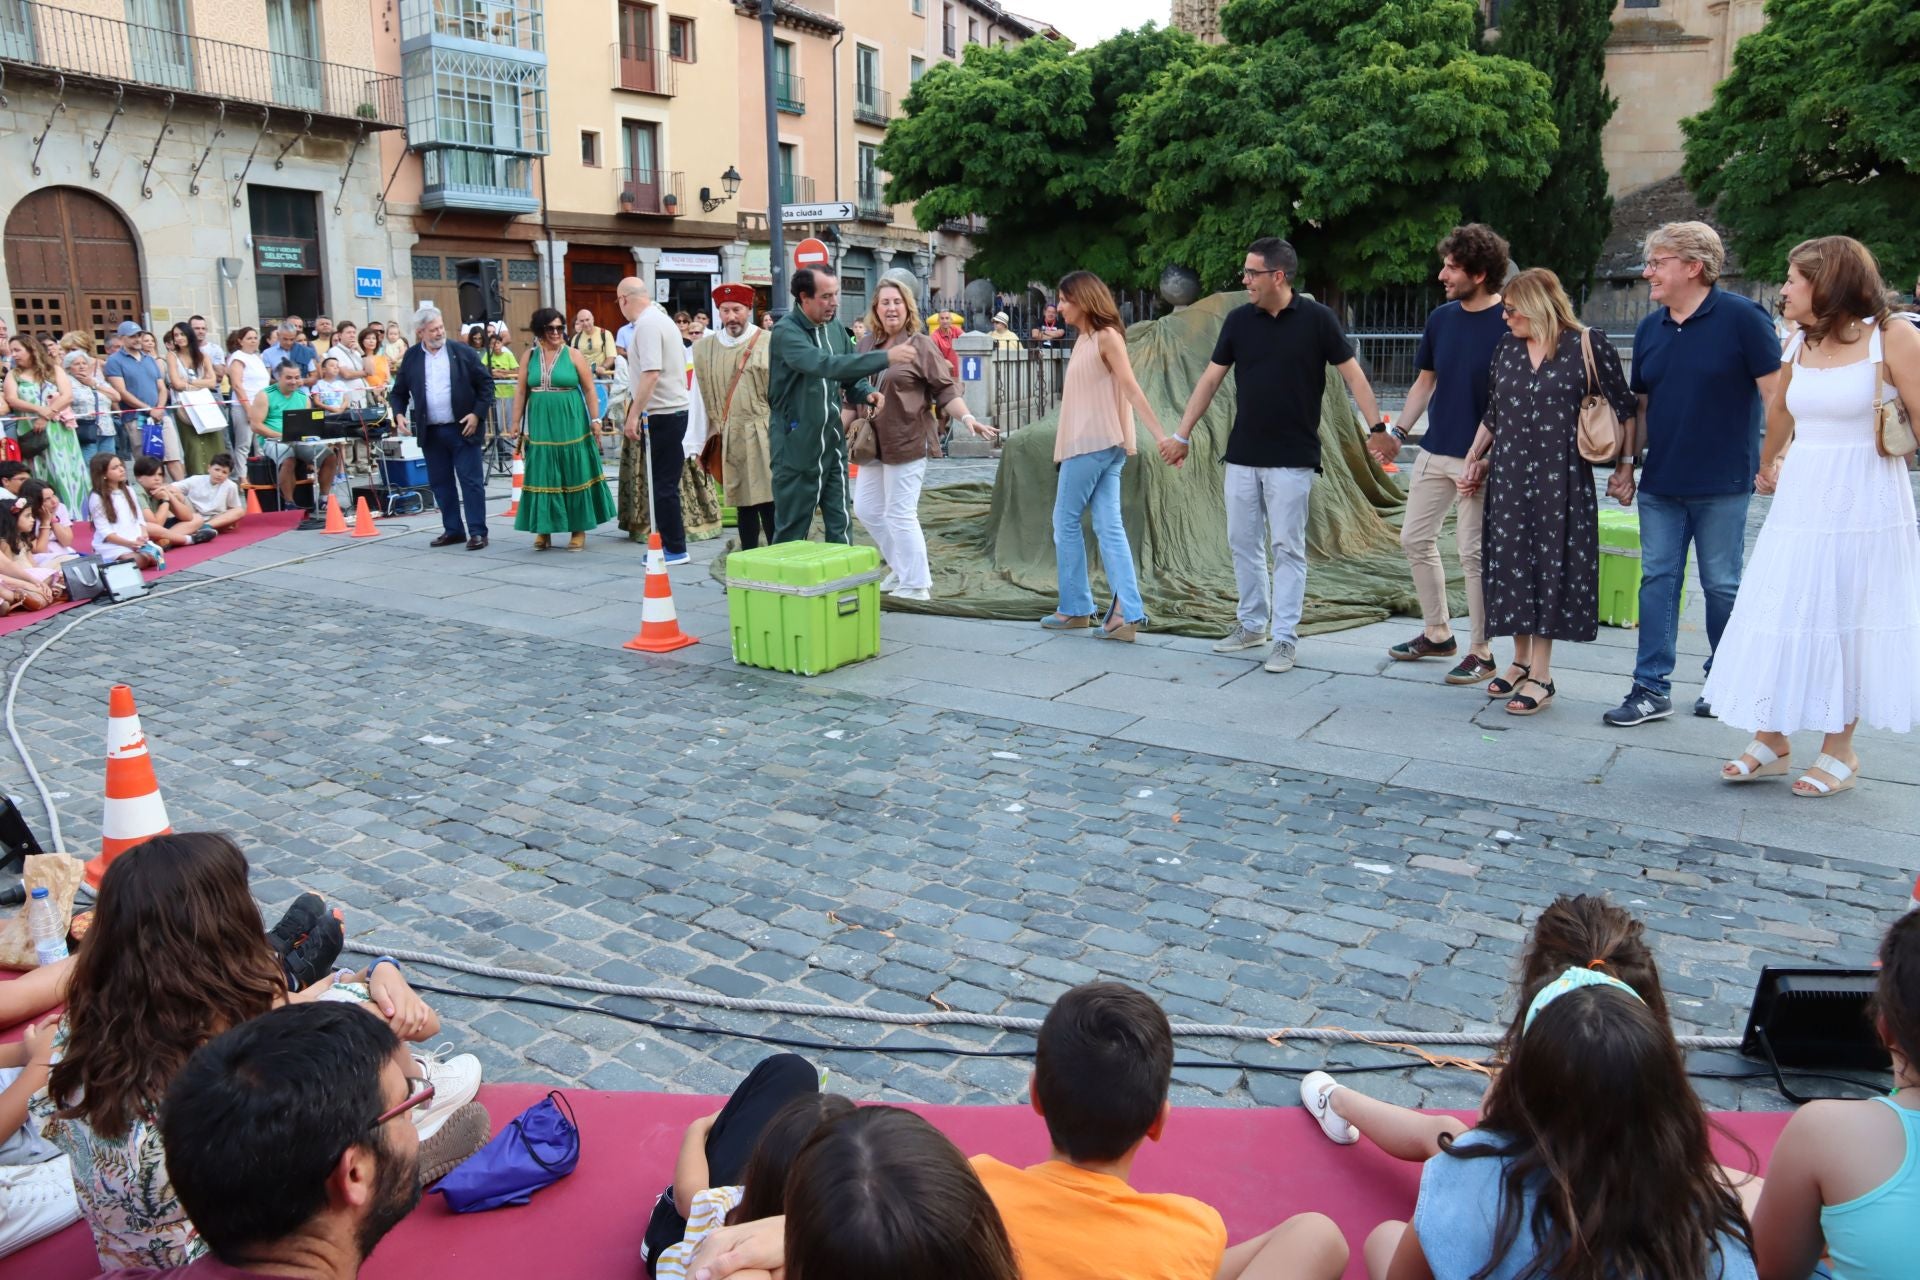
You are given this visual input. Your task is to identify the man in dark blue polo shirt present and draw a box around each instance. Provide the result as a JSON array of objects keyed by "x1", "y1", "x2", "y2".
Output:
[
  {"x1": 1167, "y1": 237, "x2": 1388, "y2": 674},
  {"x1": 1375, "y1": 223, "x2": 1512, "y2": 686},
  {"x1": 1603, "y1": 222, "x2": 1782, "y2": 727}
]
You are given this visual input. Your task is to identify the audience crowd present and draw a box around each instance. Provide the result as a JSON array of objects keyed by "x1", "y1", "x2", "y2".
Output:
[{"x1": 0, "y1": 826, "x2": 1914, "y2": 1280}]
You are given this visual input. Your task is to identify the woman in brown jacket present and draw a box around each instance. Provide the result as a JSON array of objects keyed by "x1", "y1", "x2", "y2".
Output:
[{"x1": 851, "y1": 277, "x2": 996, "y2": 600}]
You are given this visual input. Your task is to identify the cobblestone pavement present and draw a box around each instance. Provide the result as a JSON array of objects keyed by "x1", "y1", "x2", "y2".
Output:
[{"x1": 5, "y1": 570, "x2": 1895, "y2": 1116}]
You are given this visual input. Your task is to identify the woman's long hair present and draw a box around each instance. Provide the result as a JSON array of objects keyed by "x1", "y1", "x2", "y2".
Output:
[
  {"x1": 8, "y1": 337, "x2": 59, "y2": 385},
  {"x1": 167, "y1": 321, "x2": 205, "y2": 374},
  {"x1": 1503, "y1": 268, "x2": 1582, "y2": 353},
  {"x1": 726, "y1": 1092, "x2": 855, "y2": 1226},
  {"x1": 1875, "y1": 911, "x2": 1919, "y2": 1073},
  {"x1": 1056, "y1": 271, "x2": 1123, "y2": 334},
  {"x1": 1497, "y1": 895, "x2": 1668, "y2": 1059},
  {"x1": 784, "y1": 1106, "x2": 1019, "y2": 1280},
  {"x1": 0, "y1": 495, "x2": 31, "y2": 558},
  {"x1": 1446, "y1": 982, "x2": 1750, "y2": 1280},
  {"x1": 51, "y1": 832, "x2": 286, "y2": 1138},
  {"x1": 14, "y1": 479, "x2": 57, "y2": 552},
  {"x1": 86, "y1": 450, "x2": 134, "y2": 526},
  {"x1": 1787, "y1": 235, "x2": 1891, "y2": 349},
  {"x1": 863, "y1": 279, "x2": 923, "y2": 343}
]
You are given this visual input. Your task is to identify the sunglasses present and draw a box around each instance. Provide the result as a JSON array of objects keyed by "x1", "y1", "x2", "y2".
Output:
[
  {"x1": 367, "y1": 1076, "x2": 435, "y2": 1131},
  {"x1": 539, "y1": 323, "x2": 566, "y2": 334}
]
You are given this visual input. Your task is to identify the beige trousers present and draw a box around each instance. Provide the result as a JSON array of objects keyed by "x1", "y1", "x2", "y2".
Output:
[{"x1": 1399, "y1": 450, "x2": 1486, "y2": 651}]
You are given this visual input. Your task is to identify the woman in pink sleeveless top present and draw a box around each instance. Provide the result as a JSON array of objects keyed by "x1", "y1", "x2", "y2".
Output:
[{"x1": 1040, "y1": 272, "x2": 1176, "y2": 642}]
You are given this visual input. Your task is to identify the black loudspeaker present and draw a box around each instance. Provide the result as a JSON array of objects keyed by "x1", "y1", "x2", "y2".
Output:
[
  {"x1": 1741, "y1": 966, "x2": 1891, "y2": 1100},
  {"x1": 454, "y1": 257, "x2": 504, "y2": 325},
  {"x1": 0, "y1": 795, "x2": 43, "y2": 875}
]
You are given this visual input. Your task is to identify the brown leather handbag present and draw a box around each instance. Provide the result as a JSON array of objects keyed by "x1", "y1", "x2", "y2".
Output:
[{"x1": 1576, "y1": 328, "x2": 1623, "y2": 464}]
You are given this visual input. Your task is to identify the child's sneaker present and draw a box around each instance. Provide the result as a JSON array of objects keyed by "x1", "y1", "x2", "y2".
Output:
[{"x1": 1300, "y1": 1070, "x2": 1358, "y2": 1145}]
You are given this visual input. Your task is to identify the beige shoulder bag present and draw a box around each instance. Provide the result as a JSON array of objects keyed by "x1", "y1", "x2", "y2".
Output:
[
  {"x1": 1874, "y1": 317, "x2": 1916, "y2": 459},
  {"x1": 1577, "y1": 328, "x2": 1623, "y2": 464}
]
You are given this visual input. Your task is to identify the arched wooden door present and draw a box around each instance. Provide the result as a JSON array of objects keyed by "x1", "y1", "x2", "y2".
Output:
[{"x1": 5, "y1": 188, "x2": 144, "y2": 349}]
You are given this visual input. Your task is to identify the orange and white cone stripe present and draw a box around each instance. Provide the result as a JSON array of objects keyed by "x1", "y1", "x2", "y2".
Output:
[
  {"x1": 1908, "y1": 871, "x2": 1919, "y2": 915},
  {"x1": 84, "y1": 684, "x2": 173, "y2": 888},
  {"x1": 503, "y1": 456, "x2": 524, "y2": 517},
  {"x1": 623, "y1": 533, "x2": 697, "y2": 652}
]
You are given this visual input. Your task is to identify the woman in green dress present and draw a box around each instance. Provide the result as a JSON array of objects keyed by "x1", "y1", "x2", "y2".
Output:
[
  {"x1": 164, "y1": 323, "x2": 226, "y2": 479},
  {"x1": 507, "y1": 308, "x2": 615, "y2": 551},
  {"x1": 4, "y1": 336, "x2": 87, "y2": 511}
]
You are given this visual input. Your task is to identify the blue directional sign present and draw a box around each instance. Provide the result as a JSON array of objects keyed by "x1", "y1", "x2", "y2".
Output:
[
  {"x1": 354, "y1": 267, "x2": 384, "y2": 299},
  {"x1": 961, "y1": 355, "x2": 983, "y2": 381}
]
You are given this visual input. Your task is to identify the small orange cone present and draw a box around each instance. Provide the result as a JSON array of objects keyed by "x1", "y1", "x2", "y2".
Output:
[
  {"x1": 1382, "y1": 461, "x2": 1400, "y2": 474},
  {"x1": 84, "y1": 685, "x2": 172, "y2": 889},
  {"x1": 244, "y1": 487, "x2": 264, "y2": 516},
  {"x1": 320, "y1": 493, "x2": 348, "y2": 535},
  {"x1": 849, "y1": 462, "x2": 860, "y2": 480},
  {"x1": 351, "y1": 495, "x2": 379, "y2": 537},
  {"x1": 1908, "y1": 871, "x2": 1919, "y2": 915},
  {"x1": 502, "y1": 455, "x2": 524, "y2": 517},
  {"x1": 622, "y1": 533, "x2": 697, "y2": 653}
]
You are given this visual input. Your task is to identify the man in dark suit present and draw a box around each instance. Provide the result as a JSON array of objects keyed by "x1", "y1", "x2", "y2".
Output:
[{"x1": 389, "y1": 306, "x2": 497, "y2": 549}]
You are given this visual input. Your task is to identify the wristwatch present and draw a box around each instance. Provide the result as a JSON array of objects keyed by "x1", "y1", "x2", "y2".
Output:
[{"x1": 1369, "y1": 419, "x2": 1407, "y2": 442}]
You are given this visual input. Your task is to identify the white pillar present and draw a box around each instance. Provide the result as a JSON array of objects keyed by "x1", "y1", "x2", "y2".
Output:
[
  {"x1": 533, "y1": 237, "x2": 569, "y2": 310},
  {"x1": 632, "y1": 245, "x2": 661, "y2": 293},
  {"x1": 720, "y1": 239, "x2": 747, "y2": 284}
]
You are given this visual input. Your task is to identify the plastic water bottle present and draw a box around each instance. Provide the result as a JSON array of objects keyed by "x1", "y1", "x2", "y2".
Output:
[{"x1": 27, "y1": 887, "x2": 68, "y2": 967}]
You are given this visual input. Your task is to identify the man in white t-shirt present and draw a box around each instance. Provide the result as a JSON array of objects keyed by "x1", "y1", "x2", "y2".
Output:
[
  {"x1": 618, "y1": 276, "x2": 692, "y2": 562},
  {"x1": 176, "y1": 452, "x2": 246, "y2": 532}
]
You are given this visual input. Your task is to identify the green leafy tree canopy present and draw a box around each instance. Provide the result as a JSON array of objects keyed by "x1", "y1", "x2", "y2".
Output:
[
  {"x1": 1120, "y1": 0, "x2": 1559, "y2": 296},
  {"x1": 1682, "y1": 0, "x2": 1920, "y2": 285},
  {"x1": 879, "y1": 27, "x2": 1205, "y2": 288},
  {"x1": 1474, "y1": 0, "x2": 1617, "y2": 290}
]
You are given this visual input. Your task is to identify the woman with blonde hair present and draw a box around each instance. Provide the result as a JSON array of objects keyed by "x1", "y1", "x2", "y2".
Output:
[
  {"x1": 1461, "y1": 268, "x2": 1634, "y2": 715},
  {"x1": 1706, "y1": 236, "x2": 1920, "y2": 796},
  {"x1": 1040, "y1": 270, "x2": 1176, "y2": 642},
  {"x1": 852, "y1": 274, "x2": 996, "y2": 600}
]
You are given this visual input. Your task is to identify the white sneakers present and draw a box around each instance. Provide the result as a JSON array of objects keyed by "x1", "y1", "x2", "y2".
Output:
[
  {"x1": 1300, "y1": 1070, "x2": 1358, "y2": 1145},
  {"x1": 879, "y1": 570, "x2": 900, "y2": 592},
  {"x1": 412, "y1": 1045, "x2": 483, "y2": 1142},
  {"x1": 889, "y1": 587, "x2": 931, "y2": 601}
]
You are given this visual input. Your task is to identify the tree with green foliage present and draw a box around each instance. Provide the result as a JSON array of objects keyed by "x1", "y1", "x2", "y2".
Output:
[
  {"x1": 878, "y1": 27, "x2": 1205, "y2": 289},
  {"x1": 1473, "y1": 0, "x2": 1616, "y2": 290},
  {"x1": 1118, "y1": 0, "x2": 1558, "y2": 298},
  {"x1": 1681, "y1": 0, "x2": 1919, "y2": 285}
]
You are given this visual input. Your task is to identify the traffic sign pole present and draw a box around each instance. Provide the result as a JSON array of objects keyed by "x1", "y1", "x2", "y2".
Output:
[{"x1": 760, "y1": 2, "x2": 786, "y2": 320}]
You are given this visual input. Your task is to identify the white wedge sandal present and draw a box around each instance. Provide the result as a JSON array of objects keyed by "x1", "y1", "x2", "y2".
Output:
[
  {"x1": 1791, "y1": 752, "x2": 1857, "y2": 798},
  {"x1": 1721, "y1": 738, "x2": 1790, "y2": 784}
]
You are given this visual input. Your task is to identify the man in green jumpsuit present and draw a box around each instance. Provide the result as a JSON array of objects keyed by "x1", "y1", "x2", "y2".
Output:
[{"x1": 767, "y1": 266, "x2": 915, "y2": 543}]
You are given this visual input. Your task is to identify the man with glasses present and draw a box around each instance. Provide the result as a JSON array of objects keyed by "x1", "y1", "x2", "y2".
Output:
[
  {"x1": 102, "y1": 1003, "x2": 427, "y2": 1279},
  {"x1": 389, "y1": 305, "x2": 497, "y2": 550},
  {"x1": 1602, "y1": 221, "x2": 1781, "y2": 727},
  {"x1": 1165, "y1": 237, "x2": 1390, "y2": 674}
]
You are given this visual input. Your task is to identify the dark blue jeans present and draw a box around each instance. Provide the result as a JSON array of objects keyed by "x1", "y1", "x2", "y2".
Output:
[
  {"x1": 1631, "y1": 490, "x2": 1750, "y2": 698},
  {"x1": 420, "y1": 420, "x2": 488, "y2": 540}
]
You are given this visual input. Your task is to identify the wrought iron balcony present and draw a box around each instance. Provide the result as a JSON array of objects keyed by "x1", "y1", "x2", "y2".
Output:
[
  {"x1": 613, "y1": 41, "x2": 675, "y2": 96},
  {"x1": 421, "y1": 148, "x2": 538, "y2": 214},
  {"x1": 778, "y1": 174, "x2": 815, "y2": 207},
  {"x1": 856, "y1": 178, "x2": 889, "y2": 221},
  {"x1": 618, "y1": 167, "x2": 683, "y2": 216},
  {"x1": 942, "y1": 25, "x2": 956, "y2": 56},
  {"x1": 400, "y1": 0, "x2": 545, "y2": 59},
  {"x1": 854, "y1": 84, "x2": 889, "y2": 125},
  {"x1": 0, "y1": 0, "x2": 402, "y2": 127},
  {"x1": 774, "y1": 70, "x2": 804, "y2": 114}
]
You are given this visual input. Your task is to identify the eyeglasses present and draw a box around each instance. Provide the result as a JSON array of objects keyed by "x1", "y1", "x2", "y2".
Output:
[
  {"x1": 539, "y1": 323, "x2": 566, "y2": 334},
  {"x1": 1643, "y1": 255, "x2": 1682, "y2": 271},
  {"x1": 367, "y1": 1076, "x2": 435, "y2": 1131},
  {"x1": 1500, "y1": 304, "x2": 1518, "y2": 316},
  {"x1": 1239, "y1": 268, "x2": 1280, "y2": 280}
]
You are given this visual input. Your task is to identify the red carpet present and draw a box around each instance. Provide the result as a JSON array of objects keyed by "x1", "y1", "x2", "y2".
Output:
[
  {"x1": 0, "y1": 510, "x2": 305, "y2": 640},
  {"x1": 0, "y1": 1083, "x2": 1788, "y2": 1280}
]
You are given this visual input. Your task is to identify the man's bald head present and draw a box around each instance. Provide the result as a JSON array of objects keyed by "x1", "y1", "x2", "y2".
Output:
[{"x1": 617, "y1": 277, "x2": 650, "y2": 322}]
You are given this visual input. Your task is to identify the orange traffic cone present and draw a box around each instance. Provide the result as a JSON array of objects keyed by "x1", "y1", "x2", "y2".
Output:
[
  {"x1": 1908, "y1": 871, "x2": 1919, "y2": 915},
  {"x1": 849, "y1": 462, "x2": 860, "y2": 480},
  {"x1": 622, "y1": 533, "x2": 697, "y2": 653},
  {"x1": 503, "y1": 456, "x2": 524, "y2": 517},
  {"x1": 351, "y1": 495, "x2": 379, "y2": 537},
  {"x1": 320, "y1": 493, "x2": 348, "y2": 535},
  {"x1": 84, "y1": 685, "x2": 172, "y2": 889},
  {"x1": 1382, "y1": 461, "x2": 1400, "y2": 474},
  {"x1": 244, "y1": 487, "x2": 264, "y2": 516}
]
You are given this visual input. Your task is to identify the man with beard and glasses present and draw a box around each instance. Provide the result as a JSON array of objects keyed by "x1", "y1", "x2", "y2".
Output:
[
  {"x1": 101, "y1": 1002, "x2": 427, "y2": 1278},
  {"x1": 691, "y1": 283, "x2": 777, "y2": 547}
]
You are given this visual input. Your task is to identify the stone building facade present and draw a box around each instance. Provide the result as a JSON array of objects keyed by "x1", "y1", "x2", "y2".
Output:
[{"x1": 2, "y1": 0, "x2": 406, "y2": 347}]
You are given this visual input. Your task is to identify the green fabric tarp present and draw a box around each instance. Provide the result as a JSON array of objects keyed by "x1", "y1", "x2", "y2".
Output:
[{"x1": 720, "y1": 291, "x2": 1466, "y2": 638}]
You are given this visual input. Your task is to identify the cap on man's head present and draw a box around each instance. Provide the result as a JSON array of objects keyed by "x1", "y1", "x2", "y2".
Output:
[
  {"x1": 713, "y1": 283, "x2": 755, "y2": 308},
  {"x1": 116, "y1": 320, "x2": 141, "y2": 338}
]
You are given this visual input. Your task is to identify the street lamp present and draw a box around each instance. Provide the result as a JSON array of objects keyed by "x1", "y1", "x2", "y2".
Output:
[{"x1": 700, "y1": 165, "x2": 743, "y2": 214}]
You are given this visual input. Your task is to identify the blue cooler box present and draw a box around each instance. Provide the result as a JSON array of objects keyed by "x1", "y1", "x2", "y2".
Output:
[{"x1": 382, "y1": 457, "x2": 430, "y2": 487}]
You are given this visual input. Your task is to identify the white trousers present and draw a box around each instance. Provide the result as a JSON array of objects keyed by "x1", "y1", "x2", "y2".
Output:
[
  {"x1": 0, "y1": 1157, "x2": 82, "y2": 1259},
  {"x1": 1224, "y1": 463, "x2": 1313, "y2": 643},
  {"x1": 852, "y1": 458, "x2": 930, "y2": 590}
]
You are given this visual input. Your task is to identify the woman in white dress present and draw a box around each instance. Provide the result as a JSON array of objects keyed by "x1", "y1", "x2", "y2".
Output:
[{"x1": 1708, "y1": 236, "x2": 1920, "y2": 797}]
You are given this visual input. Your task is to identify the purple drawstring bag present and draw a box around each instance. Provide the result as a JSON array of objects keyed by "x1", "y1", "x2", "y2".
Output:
[{"x1": 431, "y1": 1090, "x2": 580, "y2": 1213}]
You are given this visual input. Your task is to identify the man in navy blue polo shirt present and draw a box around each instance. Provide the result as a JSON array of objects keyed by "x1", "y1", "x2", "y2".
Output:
[{"x1": 1603, "y1": 222, "x2": 1782, "y2": 727}]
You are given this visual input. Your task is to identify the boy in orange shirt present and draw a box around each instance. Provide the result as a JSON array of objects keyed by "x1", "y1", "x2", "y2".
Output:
[
  {"x1": 686, "y1": 982, "x2": 1349, "y2": 1280},
  {"x1": 971, "y1": 981, "x2": 1348, "y2": 1280}
]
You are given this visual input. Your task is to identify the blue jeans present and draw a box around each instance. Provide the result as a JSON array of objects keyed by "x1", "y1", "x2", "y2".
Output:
[
  {"x1": 1053, "y1": 445, "x2": 1144, "y2": 622},
  {"x1": 1631, "y1": 490, "x2": 1750, "y2": 697},
  {"x1": 420, "y1": 420, "x2": 489, "y2": 539}
]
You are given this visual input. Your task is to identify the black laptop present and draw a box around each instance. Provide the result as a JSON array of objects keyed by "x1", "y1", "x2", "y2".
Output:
[{"x1": 281, "y1": 408, "x2": 330, "y2": 441}]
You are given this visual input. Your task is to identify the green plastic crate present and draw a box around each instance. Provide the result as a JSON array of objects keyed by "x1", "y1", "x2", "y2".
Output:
[
  {"x1": 1597, "y1": 508, "x2": 1686, "y2": 628},
  {"x1": 726, "y1": 543, "x2": 884, "y2": 675}
]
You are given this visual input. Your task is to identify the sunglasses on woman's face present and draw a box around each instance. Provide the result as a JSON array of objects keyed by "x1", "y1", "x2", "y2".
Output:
[{"x1": 539, "y1": 323, "x2": 566, "y2": 334}]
